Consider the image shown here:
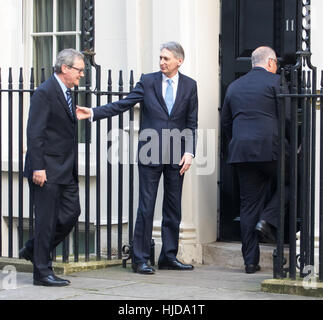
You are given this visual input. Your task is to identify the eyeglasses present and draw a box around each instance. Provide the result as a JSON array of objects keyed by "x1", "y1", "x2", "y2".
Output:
[{"x1": 68, "y1": 65, "x2": 85, "y2": 74}]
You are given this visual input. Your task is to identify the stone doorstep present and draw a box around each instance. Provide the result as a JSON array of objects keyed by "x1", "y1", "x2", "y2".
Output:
[
  {"x1": 261, "y1": 278, "x2": 323, "y2": 298},
  {"x1": 204, "y1": 242, "x2": 323, "y2": 298},
  {"x1": 0, "y1": 257, "x2": 122, "y2": 275},
  {"x1": 202, "y1": 241, "x2": 285, "y2": 271}
]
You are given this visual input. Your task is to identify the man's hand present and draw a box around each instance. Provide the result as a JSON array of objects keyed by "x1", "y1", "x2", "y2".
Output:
[
  {"x1": 76, "y1": 106, "x2": 91, "y2": 120},
  {"x1": 33, "y1": 170, "x2": 47, "y2": 187},
  {"x1": 179, "y1": 153, "x2": 193, "y2": 176}
]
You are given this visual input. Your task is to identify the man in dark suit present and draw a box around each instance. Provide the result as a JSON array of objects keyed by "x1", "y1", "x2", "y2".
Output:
[
  {"x1": 77, "y1": 42, "x2": 198, "y2": 274},
  {"x1": 20, "y1": 49, "x2": 84, "y2": 286},
  {"x1": 221, "y1": 46, "x2": 288, "y2": 274}
]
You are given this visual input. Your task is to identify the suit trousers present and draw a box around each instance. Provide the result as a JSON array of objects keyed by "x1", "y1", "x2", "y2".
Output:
[
  {"x1": 26, "y1": 179, "x2": 80, "y2": 279},
  {"x1": 132, "y1": 164, "x2": 184, "y2": 265},
  {"x1": 235, "y1": 161, "x2": 278, "y2": 265}
]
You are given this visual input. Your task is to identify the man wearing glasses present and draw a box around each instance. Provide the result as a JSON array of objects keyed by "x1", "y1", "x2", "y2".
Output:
[
  {"x1": 20, "y1": 48, "x2": 84, "y2": 286},
  {"x1": 221, "y1": 46, "x2": 289, "y2": 274}
]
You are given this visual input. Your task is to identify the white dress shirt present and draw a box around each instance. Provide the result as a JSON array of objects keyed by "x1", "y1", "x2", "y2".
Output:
[
  {"x1": 54, "y1": 73, "x2": 69, "y2": 100},
  {"x1": 162, "y1": 72, "x2": 179, "y2": 102}
]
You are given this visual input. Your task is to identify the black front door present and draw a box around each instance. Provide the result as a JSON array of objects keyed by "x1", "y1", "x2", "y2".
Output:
[{"x1": 219, "y1": 0, "x2": 299, "y2": 240}]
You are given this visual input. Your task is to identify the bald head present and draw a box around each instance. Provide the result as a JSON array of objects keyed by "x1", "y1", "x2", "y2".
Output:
[{"x1": 251, "y1": 46, "x2": 278, "y2": 73}]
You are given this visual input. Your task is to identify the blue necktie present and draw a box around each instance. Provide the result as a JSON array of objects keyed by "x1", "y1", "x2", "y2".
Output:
[
  {"x1": 66, "y1": 89, "x2": 73, "y2": 117},
  {"x1": 165, "y1": 79, "x2": 174, "y2": 114}
]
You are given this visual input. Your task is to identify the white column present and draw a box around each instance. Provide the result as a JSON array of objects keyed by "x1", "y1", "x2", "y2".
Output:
[
  {"x1": 0, "y1": 0, "x2": 24, "y2": 258},
  {"x1": 296, "y1": 0, "x2": 322, "y2": 274},
  {"x1": 94, "y1": 0, "x2": 221, "y2": 263},
  {"x1": 150, "y1": 0, "x2": 221, "y2": 264}
]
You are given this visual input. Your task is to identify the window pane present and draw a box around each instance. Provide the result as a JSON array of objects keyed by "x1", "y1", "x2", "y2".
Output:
[
  {"x1": 76, "y1": 92, "x2": 91, "y2": 143},
  {"x1": 57, "y1": 35, "x2": 76, "y2": 53},
  {"x1": 78, "y1": 120, "x2": 88, "y2": 143},
  {"x1": 33, "y1": 0, "x2": 53, "y2": 32},
  {"x1": 33, "y1": 37, "x2": 53, "y2": 85},
  {"x1": 57, "y1": 0, "x2": 76, "y2": 31}
]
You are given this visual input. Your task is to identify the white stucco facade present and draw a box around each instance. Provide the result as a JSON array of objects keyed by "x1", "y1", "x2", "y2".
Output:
[
  {"x1": 93, "y1": 0, "x2": 221, "y2": 262},
  {"x1": 0, "y1": 0, "x2": 322, "y2": 264},
  {"x1": 0, "y1": 0, "x2": 220, "y2": 261}
]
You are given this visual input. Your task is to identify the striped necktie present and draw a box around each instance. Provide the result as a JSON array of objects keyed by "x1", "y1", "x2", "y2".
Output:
[{"x1": 66, "y1": 89, "x2": 73, "y2": 117}]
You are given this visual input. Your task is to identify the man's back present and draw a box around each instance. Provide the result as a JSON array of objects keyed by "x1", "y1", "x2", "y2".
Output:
[
  {"x1": 221, "y1": 46, "x2": 285, "y2": 274},
  {"x1": 222, "y1": 67, "x2": 281, "y2": 164}
]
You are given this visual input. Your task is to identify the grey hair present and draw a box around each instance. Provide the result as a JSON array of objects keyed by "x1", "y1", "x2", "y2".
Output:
[
  {"x1": 160, "y1": 41, "x2": 185, "y2": 60},
  {"x1": 251, "y1": 46, "x2": 276, "y2": 68},
  {"x1": 54, "y1": 48, "x2": 84, "y2": 73}
]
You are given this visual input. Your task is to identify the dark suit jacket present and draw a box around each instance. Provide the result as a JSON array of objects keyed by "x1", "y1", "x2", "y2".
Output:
[
  {"x1": 24, "y1": 75, "x2": 78, "y2": 184},
  {"x1": 221, "y1": 67, "x2": 289, "y2": 164},
  {"x1": 93, "y1": 71, "x2": 198, "y2": 166}
]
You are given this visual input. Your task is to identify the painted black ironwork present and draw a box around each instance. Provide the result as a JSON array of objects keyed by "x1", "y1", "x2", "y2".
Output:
[
  {"x1": 73, "y1": 85, "x2": 80, "y2": 263},
  {"x1": 95, "y1": 65, "x2": 102, "y2": 261},
  {"x1": 0, "y1": 69, "x2": 2, "y2": 257},
  {"x1": 18, "y1": 68, "x2": 24, "y2": 253},
  {"x1": 275, "y1": 63, "x2": 322, "y2": 282},
  {"x1": 79, "y1": 1, "x2": 142, "y2": 266},
  {"x1": 300, "y1": 0, "x2": 311, "y2": 52},
  {"x1": 8, "y1": 68, "x2": 13, "y2": 258},
  {"x1": 118, "y1": 71, "x2": 124, "y2": 260},
  {"x1": 0, "y1": 66, "x2": 137, "y2": 264},
  {"x1": 29, "y1": 69, "x2": 35, "y2": 242},
  {"x1": 129, "y1": 71, "x2": 134, "y2": 244},
  {"x1": 84, "y1": 67, "x2": 91, "y2": 262},
  {"x1": 107, "y1": 70, "x2": 112, "y2": 260},
  {"x1": 320, "y1": 72, "x2": 323, "y2": 282},
  {"x1": 275, "y1": 67, "x2": 323, "y2": 281},
  {"x1": 275, "y1": 69, "x2": 287, "y2": 279},
  {"x1": 274, "y1": 0, "x2": 323, "y2": 283},
  {"x1": 81, "y1": 0, "x2": 95, "y2": 54}
]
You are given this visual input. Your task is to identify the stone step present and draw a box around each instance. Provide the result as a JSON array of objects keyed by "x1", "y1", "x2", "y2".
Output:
[
  {"x1": 0, "y1": 257, "x2": 122, "y2": 275},
  {"x1": 202, "y1": 241, "x2": 289, "y2": 271}
]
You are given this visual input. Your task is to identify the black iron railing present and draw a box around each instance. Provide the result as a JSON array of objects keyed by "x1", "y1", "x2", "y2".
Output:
[
  {"x1": 273, "y1": 0, "x2": 323, "y2": 282},
  {"x1": 0, "y1": 66, "x2": 137, "y2": 264},
  {"x1": 275, "y1": 51, "x2": 323, "y2": 281}
]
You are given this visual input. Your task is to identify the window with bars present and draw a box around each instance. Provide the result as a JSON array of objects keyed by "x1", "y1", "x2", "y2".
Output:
[
  {"x1": 32, "y1": 0, "x2": 88, "y2": 143},
  {"x1": 32, "y1": 0, "x2": 82, "y2": 84}
]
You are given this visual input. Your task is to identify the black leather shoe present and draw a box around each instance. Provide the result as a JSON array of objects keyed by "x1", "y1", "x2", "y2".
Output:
[
  {"x1": 245, "y1": 264, "x2": 261, "y2": 274},
  {"x1": 53, "y1": 275, "x2": 71, "y2": 284},
  {"x1": 33, "y1": 275, "x2": 70, "y2": 287},
  {"x1": 19, "y1": 247, "x2": 34, "y2": 263},
  {"x1": 158, "y1": 259, "x2": 194, "y2": 271},
  {"x1": 132, "y1": 263, "x2": 155, "y2": 274},
  {"x1": 255, "y1": 220, "x2": 276, "y2": 243}
]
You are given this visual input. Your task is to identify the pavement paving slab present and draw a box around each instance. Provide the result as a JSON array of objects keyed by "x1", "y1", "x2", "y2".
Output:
[{"x1": 0, "y1": 264, "x2": 321, "y2": 301}]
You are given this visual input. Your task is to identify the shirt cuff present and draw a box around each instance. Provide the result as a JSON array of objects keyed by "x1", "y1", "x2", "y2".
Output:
[
  {"x1": 184, "y1": 152, "x2": 194, "y2": 158},
  {"x1": 88, "y1": 109, "x2": 94, "y2": 122}
]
